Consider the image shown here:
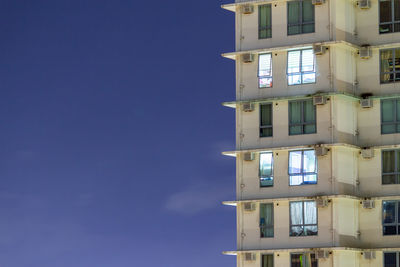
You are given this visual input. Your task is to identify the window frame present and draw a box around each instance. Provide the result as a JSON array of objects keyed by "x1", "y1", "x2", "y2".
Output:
[
  {"x1": 382, "y1": 149, "x2": 400, "y2": 184},
  {"x1": 384, "y1": 251, "x2": 400, "y2": 267},
  {"x1": 288, "y1": 99, "x2": 316, "y2": 136},
  {"x1": 287, "y1": 0, "x2": 315, "y2": 36},
  {"x1": 383, "y1": 200, "x2": 400, "y2": 236},
  {"x1": 259, "y1": 152, "x2": 274, "y2": 187},
  {"x1": 290, "y1": 252, "x2": 318, "y2": 267},
  {"x1": 380, "y1": 49, "x2": 400, "y2": 84},
  {"x1": 258, "y1": 53, "x2": 273, "y2": 88},
  {"x1": 259, "y1": 203, "x2": 274, "y2": 238},
  {"x1": 288, "y1": 149, "x2": 318, "y2": 186},
  {"x1": 260, "y1": 103, "x2": 273, "y2": 137},
  {"x1": 287, "y1": 49, "x2": 316, "y2": 86},
  {"x1": 379, "y1": 0, "x2": 400, "y2": 34},
  {"x1": 289, "y1": 201, "x2": 318, "y2": 237},
  {"x1": 381, "y1": 98, "x2": 400, "y2": 133},
  {"x1": 259, "y1": 4, "x2": 272, "y2": 39}
]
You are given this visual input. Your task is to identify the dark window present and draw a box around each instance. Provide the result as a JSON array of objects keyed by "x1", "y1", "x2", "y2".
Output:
[
  {"x1": 381, "y1": 99, "x2": 400, "y2": 133},
  {"x1": 290, "y1": 253, "x2": 318, "y2": 267},
  {"x1": 384, "y1": 252, "x2": 399, "y2": 267},
  {"x1": 259, "y1": 4, "x2": 272, "y2": 39},
  {"x1": 382, "y1": 150, "x2": 400, "y2": 184},
  {"x1": 260, "y1": 104, "x2": 273, "y2": 137},
  {"x1": 383, "y1": 201, "x2": 400, "y2": 235},
  {"x1": 262, "y1": 254, "x2": 274, "y2": 267},
  {"x1": 287, "y1": 0, "x2": 315, "y2": 35},
  {"x1": 289, "y1": 99, "x2": 316, "y2": 135},
  {"x1": 380, "y1": 0, "x2": 400, "y2": 34},
  {"x1": 260, "y1": 203, "x2": 274, "y2": 237},
  {"x1": 380, "y1": 49, "x2": 400, "y2": 83}
]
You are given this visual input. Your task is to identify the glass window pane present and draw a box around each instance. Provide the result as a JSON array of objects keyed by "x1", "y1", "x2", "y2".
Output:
[
  {"x1": 381, "y1": 50, "x2": 394, "y2": 74},
  {"x1": 289, "y1": 151, "x2": 303, "y2": 174},
  {"x1": 383, "y1": 174, "x2": 397, "y2": 184},
  {"x1": 395, "y1": 49, "x2": 400, "y2": 73},
  {"x1": 382, "y1": 150, "x2": 395, "y2": 173},
  {"x1": 304, "y1": 124, "x2": 316, "y2": 134},
  {"x1": 303, "y1": 100, "x2": 315, "y2": 123},
  {"x1": 259, "y1": 54, "x2": 272, "y2": 76},
  {"x1": 288, "y1": 51, "x2": 301, "y2": 73},
  {"x1": 303, "y1": 150, "x2": 316, "y2": 173},
  {"x1": 302, "y1": 0, "x2": 314, "y2": 23},
  {"x1": 290, "y1": 226, "x2": 304, "y2": 236},
  {"x1": 380, "y1": 23, "x2": 392, "y2": 34},
  {"x1": 302, "y1": 73, "x2": 316, "y2": 83},
  {"x1": 302, "y1": 23, "x2": 315, "y2": 34},
  {"x1": 259, "y1": 77, "x2": 273, "y2": 88},
  {"x1": 290, "y1": 102, "x2": 302, "y2": 124},
  {"x1": 395, "y1": 0, "x2": 400, "y2": 21},
  {"x1": 260, "y1": 104, "x2": 272, "y2": 126},
  {"x1": 260, "y1": 153, "x2": 273, "y2": 177},
  {"x1": 262, "y1": 254, "x2": 274, "y2": 267},
  {"x1": 304, "y1": 225, "x2": 318, "y2": 236},
  {"x1": 290, "y1": 175, "x2": 303, "y2": 185},
  {"x1": 290, "y1": 201, "x2": 303, "y2": 225},
  {"x1": 288, "y1": 74, "x2": 302, "y2": 85},
  {"x1": 380, "y1": 0, "x2": 392, "y2": 23},
  {"x1": 383, "y1": 201, "x2": 396, "y2": 223},
  {"x1": 290, "y1": 125, "x2": 302, "y2": 135},
  {"x1": 301, "y1": 49, "x2": 314, "y2": 72},
  {"x1": 384, "y1": 225, "x2": 397, "y2": 235},
  {"x1": 260, "y1": 127, "x2": 273, "y2": 138},
  {"x1": 288, "y1": 1, "x2": 300, "y2": 24},
  {"x1": 304, "y1": 201, "x2": 317, "y2": 224},
  {"x1": 382, "y1": 100, "x2": 395, "y2": 122},
  {"x1": 384, "y1": 252, "x2": 396, "y2": 267},
  {"x1": 382, "y1": 124, "x2": 396, "y2": 134},
  {"x1": 304, "y1": 174, "x2": 317, "y2": 184}
]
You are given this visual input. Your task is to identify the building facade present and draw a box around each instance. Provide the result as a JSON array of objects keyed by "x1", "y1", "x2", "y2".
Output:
[{"x1": 222, "y1": 0, "x2": 400, "y2": 266}]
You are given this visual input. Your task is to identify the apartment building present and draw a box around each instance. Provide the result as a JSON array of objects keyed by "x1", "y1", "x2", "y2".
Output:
[{"x1": 221, "y1": 0, "x2": 400, "y2": 266}]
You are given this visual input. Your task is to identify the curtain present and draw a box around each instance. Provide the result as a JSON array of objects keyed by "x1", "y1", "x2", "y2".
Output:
[
  {"x1": 290, "y1": 202, "x2": 303, "y2": 236},
  {"x1": 262, "y1": 254, "x2": 273, "y2": 267},
  {"x1": 382, "y1": 150, "x2": 396, "y2": 184},
  {"x1": 259, "y1": 54, "x2": 272, "y2": 77},
  {"x1": 289, "y1": 151, "x2": 302, "y2": 174},
  {"x1": 302, "y1": 0, "x2": 314, "y2": 33},
  {"x1": 288, "y1": 1, "x2": 300, "y2": 35},
  {"x1": 260, "y1": 104, "x2": 272, "y2": 126},
  {"x1": 260, "y1": 203, "x2": 274, "y2": 237},
  {"x1": 303, "y1": 100, "x2": 316, "y2": 134},
  {"x1": 301, "y1": 49, "x2": 314, "y2": 72},
  {"x1": 288, "y1": 51, "x2": 301, "y2": 74},
  {"x1": 303, "y1": 150, "x2": 316, "y2": 173},
  {"x1": 259, "y1": 5, "x2": 271, "y2": 38}
]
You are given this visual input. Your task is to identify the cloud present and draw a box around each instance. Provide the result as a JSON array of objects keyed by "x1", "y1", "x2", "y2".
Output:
[{"x1": 164, "y1": 183, "x2": 233, "y2": 215}]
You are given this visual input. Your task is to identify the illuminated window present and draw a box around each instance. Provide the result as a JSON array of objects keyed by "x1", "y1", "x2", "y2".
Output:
[
  {"x1": 290, "y1": 201, "x2": 318, "y2": 237},
  {"x1": 260, "y1": 203, "x2": 274, "y2": 238},
  {"x1": 259, "y1": 54, "x2": 273, "y2": 88},
  {"x1": 289, "y1": 150, "x2": 317, "y2": 185},
  {"x1": 287, "y1": 49, "x2": 315, "y2": 85}
]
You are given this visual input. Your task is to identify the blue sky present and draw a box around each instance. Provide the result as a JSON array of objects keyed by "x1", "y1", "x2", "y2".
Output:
[{"x1": 0, "y1": 0, "x2": 237, "y2": 266}]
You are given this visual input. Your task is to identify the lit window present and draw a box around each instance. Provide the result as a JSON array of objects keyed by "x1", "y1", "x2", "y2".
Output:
[
  {"x1": 383, "y1": 201, "x2": 400, "y2": 235},
  {"x1": 379, "y1": 0, "x2": 400, "y2": 34},
  {"x1": 382, "y1": 150, "x2": 400, "y2": 184},
  {"x1": 287, "y1": 49, "x2": 315, "y2": 85},
  {"x1": 259, "y1": 54, "x2": 273, "y2": 88},
  {"x1": 384, "y1": 252, "x2": 399, "y2": 267},
  {"x1": 290, "y1": 201, "x2": 318, "y2": 236},
  {"x1": 287, "y1": 0, "x2": 315, "y2": 35},
  {"x1": 380, "y1": 49, "x2": 400, "y2": 83},
  {"x1": 260, "y1": 152, "x2": 273, "y2": 187},
  {"x1": 289, "y1": 150, "x2": 317, "y2": 185},
  {"x1": 262, "y1": 254, "x2": 274, "y2": 267},
  {"x1": 381, "y1": 99, "x2": 400, "y2": 134},
  {"x1": 289, "y1": 99, "x2": 316, "y2": 135},
  {"x1": 259, "y1": 4, "x2": 272, "y2": 39},
  {"x1": 290, "y1": 253, "x2": 318, "y2": 267},
  {"x1": 260, "y1": 104, "x2": 273, "y2": 137},
  {"x1": 260, "y1": 203, "x2": 274, "y2": 238}
]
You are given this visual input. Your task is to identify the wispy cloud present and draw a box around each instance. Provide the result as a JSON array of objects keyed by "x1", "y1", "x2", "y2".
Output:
[{"x1": 165, "y1": 182, "x2": 234, "y2": 215}]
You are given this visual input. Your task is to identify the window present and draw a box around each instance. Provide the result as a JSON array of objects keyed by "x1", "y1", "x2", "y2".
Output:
[
  {"x1": 384, "y1": 252, "x2": 400, "y2": 267},
  {"x1": 380, "y1": 0, "x2": 400, "y2": 34},
  {"x1": 259, "y1": 4, "x2": 272, "y2": 39},
  {"x1": 287, "y1": 49, "x2": 315, "y2": 85},
  {"x1": 291, "y1": 253, "x2": 317, "y2": 267},
  {"x1": 382, "y1": 150, "x2": 400, "y2": 184},
  {"x1": 381, "y1": 99, "x2": 400, "y2": 133},
  {"x1": 260, "y1": 203, "x2": 274, "y2": 237},
  {"x1": 289, "y1": 99, "x2": 316, "y2": 135},
  {"x1": 289, "y1": 150, "x2": 317, "y2": 185},
  {"x1": 262, "y1": 254, "x2": 274, "y2": 267},
  {"x1": 290, "y1": 201, "x2": 318, "y2": 236},
  {"x1": 380, "y1": 49, "x2": 400, "y2": 83},
  {"x1": 260, "y1": 104, "x2": 273, "y2": 137},
  {"x1": 260, "y1": 152, "x2": 273, "y2": 187},
  {"x1": 287, "y1": 0, "x2": 315, "y2": 35},
  {"x1": 259, "y1": 54, "x2": 273, "y2": 88},
  {"x1": 383, "y1": 200, "x2": 400, "y2": 235}
]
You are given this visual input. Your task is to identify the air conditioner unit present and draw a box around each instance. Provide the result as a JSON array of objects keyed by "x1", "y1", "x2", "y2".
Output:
[
  {"x1": 361, "y1": 148, "x2": 374, "y2": 159},
  {"x1": 243, "y1": 152, "x2": 255, "y2": 161},
  {"x1": 241, "y1": 4, "x2": 254, "y2": 14},
  {"x1": 313, "y1": 96, "x2": 327, "y2": 105},
  {"x1": 359, "y1": 0, "x2": 371, "y2": 9},
  {"x1": 244, "y1": 252, "x2": 256, "y2": 261},
  {"x1": 316, "y1": 250, "x2": 330, "y2": 259},
  {"x1": 315, "y1": 146, "x2": 328, "y2": 156},
  {"x1": 243, "y1": 202, "x2": 256, "y2": 211},
  {"x1": 313, "y1": 44, "x2": 326, "y2": 55},
  {"x1": 242, "y1": 53, "x2": 254, "y2": 63},
  {"x1": 312, "y1": 0, "x2": 325, "y2": 5},
  {"x1": 363, "y1": 251, "x2": 376, "y2": 260},
  {"x1": 362, "y1": 200, "x2": 375, "y2": 209},
  {"x1": 316, "y1": 198, "x2": 329, "y2": 208},
  {"x1": 360, "y1": 98, "x2": 373, "y2": 108},
  {"x1": 359, "y1": 46, "x2": 372, "y2": 59},
  {"x1": 242, "y1": 102, "x2": 254, "y2": 112}
]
